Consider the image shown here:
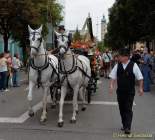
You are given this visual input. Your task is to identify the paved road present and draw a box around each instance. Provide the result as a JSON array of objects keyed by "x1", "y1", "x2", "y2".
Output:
[{"x1": 0, "y1": 77, "x2": 155, "y2": 140}]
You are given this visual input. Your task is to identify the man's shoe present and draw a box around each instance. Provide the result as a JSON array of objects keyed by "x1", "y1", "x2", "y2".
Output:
[
  {"x1": 121, "y1": 127, "x2": 125, "y2": 131},
  {"x1": 124, "y1": 128, "x2": 131, "y2": 134},
  {"x1": 4, "y1": 89, "x2": 9, "y2": 92}
]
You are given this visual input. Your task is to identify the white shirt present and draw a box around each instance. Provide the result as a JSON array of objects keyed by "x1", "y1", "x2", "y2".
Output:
[
  {"x1": 109, "y1": 61, "x2": 143, "y2": 80},
  {"x1": 12, "y1": 57, "x2": 21, "y2": 69},
  {"x1": 0, "y1": 58, "x2": 8, "y2": 72}
]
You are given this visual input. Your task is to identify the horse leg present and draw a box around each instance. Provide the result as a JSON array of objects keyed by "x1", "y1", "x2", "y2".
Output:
[
  {"x1": 27, "y1": 81, "x2": 35, "y2": 117},
  {"x1": 79, "y1": 87, "x2": 87, "y2": 111},
  {"x1": 58, "y1": 86, "x2": 67, "y2": 127},
  {"x1": 53, "y1": 87, "x2": 57, "y2": 108},
  {"x1": 40, "y1": 86, "x2": 48, "y2": 123},
  {"x1": 70, "y1": 86, "x2": 79, "y2": 123},
  {"x1": 50, "y1": 86, "x2": 57, "y2": 109}
]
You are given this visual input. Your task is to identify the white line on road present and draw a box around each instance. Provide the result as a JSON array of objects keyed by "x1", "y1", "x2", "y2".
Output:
[{"x1": 0, "y1": 95, "x2": 136, "y2": 124}]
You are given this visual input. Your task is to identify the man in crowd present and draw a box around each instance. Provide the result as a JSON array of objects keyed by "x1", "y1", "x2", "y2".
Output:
[
  {"x1": 109, "y1": 47, "x2": 143, "y2": 134},
  {"x1": 102, "y1": 49, "x2": 112, "y2": 78}
]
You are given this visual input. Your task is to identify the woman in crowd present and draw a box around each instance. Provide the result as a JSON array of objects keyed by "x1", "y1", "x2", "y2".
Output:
[
  {"x1": 5, "y1": 51, "x2": 13, "y2": 88},
  {"x1": 12, "y1": 53, "x2": 22, "y2": 87},
  {"x1": 0, "y1": 53, "x2": 8, "y2": 92}
]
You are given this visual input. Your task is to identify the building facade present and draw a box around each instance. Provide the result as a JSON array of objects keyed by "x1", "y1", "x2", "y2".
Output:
[{"x1": 0, "y1": 35, "x2": 23, "y2": 59}]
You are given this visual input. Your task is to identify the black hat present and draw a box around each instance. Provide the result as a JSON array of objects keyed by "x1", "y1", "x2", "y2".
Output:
[
  {"x1": 119, "y1": 47, "x2": 130, "y2": 56},
  {"x1": 58, "y1": 25, "x2": 65, "y2": 31}
]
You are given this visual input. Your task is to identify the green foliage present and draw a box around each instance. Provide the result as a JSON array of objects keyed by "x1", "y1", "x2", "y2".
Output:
[
  {"x1": 0, "y1": 0, "x2": 63, "y2": 51},
  {"x1": 106, "y1": 0, "x2": 155, "y2": 50},
  {"x1": 73, "y1": 28, "x2": 82, "y2": 42},
  {"x1": 97, "y1": 41, "x2": 107, "y2": 52}
]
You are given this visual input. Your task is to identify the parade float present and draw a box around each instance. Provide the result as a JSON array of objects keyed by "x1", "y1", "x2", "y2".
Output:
[{"x1": 71, "y1": 13, "x2": 101, "y2": 93}]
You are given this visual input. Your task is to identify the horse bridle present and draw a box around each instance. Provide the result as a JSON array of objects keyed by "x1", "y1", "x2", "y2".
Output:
[{"x1": 30, "y1": 31, "x2": 42, "y2": 52}]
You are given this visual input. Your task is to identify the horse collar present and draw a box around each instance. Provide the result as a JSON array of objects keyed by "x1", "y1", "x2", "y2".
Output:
[
  {"x1": 58, "y1": 55, "x2": 77, "y2": 75},
  {"x1": 29, "y1": 55, "x2": 49, "y2": 71}
]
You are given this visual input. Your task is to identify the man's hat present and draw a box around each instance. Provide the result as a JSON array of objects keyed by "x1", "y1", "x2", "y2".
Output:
[
  {"x1": 119, "y1": 47, "x2": 130, "y2": 56},
  {"x1": 58, "y1": 25, "x2": 65, "y2": 31}
]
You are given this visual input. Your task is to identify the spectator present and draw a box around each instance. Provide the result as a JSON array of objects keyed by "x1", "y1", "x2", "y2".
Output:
[
  {"x1": 111, "y1": 54, "x2": 119, "y2": 68},
  {"x1": 102, "y1": 49, "x2": 112, "y2": 78},
  {"x1": 12, "y1": 53, "x2": 22, "y2": 87},
  {"x1": 0, "y1": 53, "x2": 9, "y2": 92},
  {"x1": 5, "y1": 51, "x2": 13, "y2": 88},
  {"x1": 152, "y1": 52, "x2": 155, "y2": 73},
  {"x1": 141, "y1": 51, "x2": 151, "y2": 92},
  {"x1": 131, "y1": 50, "x2": 141, "y2": 66}
]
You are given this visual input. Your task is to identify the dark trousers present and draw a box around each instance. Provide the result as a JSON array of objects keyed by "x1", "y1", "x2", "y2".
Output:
[
  {"x1": 6, "y1": 72, "x2": 10, "y2": 88},
  {"x1": 117, "y1": 92, "x2": 134, "y2": 130},
  {"x1": 0, "y1": 71, "x2": 7, "y2": 90}
]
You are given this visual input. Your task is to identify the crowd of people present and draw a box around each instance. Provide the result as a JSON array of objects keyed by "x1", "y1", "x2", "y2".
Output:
[
  {"x1": 130, "y1": 49, "x2": 155, "y2": 92},
  {"x1": 98, "y1": 48, "x2": 155, "y2": 93},
  {"x1": 0, "y1": 51, "x2": 22, "y2": 93}
]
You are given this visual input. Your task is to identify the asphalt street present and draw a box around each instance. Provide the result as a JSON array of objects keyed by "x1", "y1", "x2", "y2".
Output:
[{"x1": 0, "y1": 77, "x2": 155, "y2": 140}]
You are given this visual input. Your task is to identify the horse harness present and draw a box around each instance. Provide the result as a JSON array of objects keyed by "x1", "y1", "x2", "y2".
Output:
[
  {"x1": 29, "y1": 54, "x2": 58, "y2": 88},
  {"x1": 29, "y1": 31, "x2": 58, "y2": 88},
  {"x1": 30, "y1": 31, "x2": 42, "y2": 52},
  {"x1": 58, "y1": 54, "x2": 91, "y2": 90}
]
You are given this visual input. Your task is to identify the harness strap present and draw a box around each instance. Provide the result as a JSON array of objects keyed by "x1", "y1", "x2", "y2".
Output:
[
  {"x1": 58, "y1": 54, "x2": 77, "y2": 74},
  {"x1": 29, "y1": 55, "x2": 49, "y2": 71},
  {"x1": 76, "y1": 57, "x2": 91, "y2": 79},
  {"x1": 29, "y1": 56, "x2": 53, "y2": 88},
  {"x1": 30, "y1": 37, "x2": 42, "y2": 52},
  {"x1": 78, "y1": 66, "x2": 91, "y2": 79}
]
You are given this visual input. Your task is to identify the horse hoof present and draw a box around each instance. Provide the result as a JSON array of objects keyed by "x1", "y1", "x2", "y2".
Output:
[
  {"x1": 40, "y1": 118, "x2": 47, "y2": 124},
  {"x1": 70, "y1": 119, "x2": 76, "y2": 124},
  {"x1": 81, "y1": 107, "x2": 86, "y2": 111},
  {"x1": 76, "y1": 110, "x2": 79, "y2": 114},
  {"x1": 51, "y1": 104, "x2": 56, "y2": 109},
  {"x1": 28, "y1": 112, "x2": 34, "y2": 117},
  {"x1": 58, "y1": 122, "x2": 64, "y2": 127}
]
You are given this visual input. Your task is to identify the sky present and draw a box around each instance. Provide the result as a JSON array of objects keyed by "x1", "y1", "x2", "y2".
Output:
[{"x1": 65, "y1": 0, "x2": 115, "y2": 40}]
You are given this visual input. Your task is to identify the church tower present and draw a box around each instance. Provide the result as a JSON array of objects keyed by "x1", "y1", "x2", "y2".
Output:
[{"x1": 101, "y1": 14, "x2": 107, "y2": 41}]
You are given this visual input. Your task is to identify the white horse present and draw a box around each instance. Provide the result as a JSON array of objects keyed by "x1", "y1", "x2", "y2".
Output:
[
  {"x1": 55, "y1": 31, "x2": 91, "y2": 127},
  {"x1": 27, "y1": 25, "x2": 58, "y2": 123}
]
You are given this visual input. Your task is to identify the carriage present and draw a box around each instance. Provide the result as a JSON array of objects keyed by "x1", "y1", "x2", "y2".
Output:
[{"x1": 71, "y1": 41, "x2": 100, "y2": 94}]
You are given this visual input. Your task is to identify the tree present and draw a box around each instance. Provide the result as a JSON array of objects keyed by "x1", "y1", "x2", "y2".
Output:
[
  {"x1": 0, "y1": 0, "x2": 62, "y2": 52},
  {"x1": 106, "y1": 0, "x2": 155, "y2": 50},
  {"x1": 97, "y1": 41, "x2": 106, "y2": 52},
  {"x1": 73, "y1": 27, "x2": 82, "y2": 42}
]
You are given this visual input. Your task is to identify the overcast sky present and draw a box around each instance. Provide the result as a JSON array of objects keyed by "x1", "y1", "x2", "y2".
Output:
[{"x1": 65, "y1": 0, "x2": 115, "y2": 40}]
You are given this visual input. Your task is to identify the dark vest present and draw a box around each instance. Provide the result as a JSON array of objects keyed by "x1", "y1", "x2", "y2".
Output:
[{"x1": 117, "y1": 61, "x2": 135, "y2": 94}]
